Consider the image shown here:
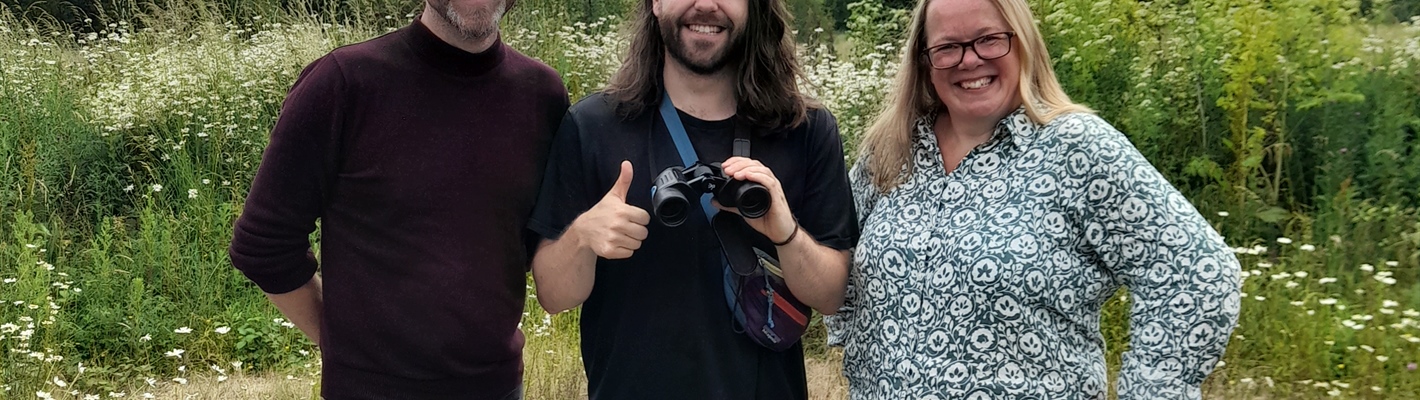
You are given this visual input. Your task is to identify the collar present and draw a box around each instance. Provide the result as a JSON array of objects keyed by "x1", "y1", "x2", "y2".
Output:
[
  {"x1": 403, "y1": 15, "x2": 506, "y2": 78},
  {"x1": 914, "y1": 106, "x2": 1038, "y2": 150}
]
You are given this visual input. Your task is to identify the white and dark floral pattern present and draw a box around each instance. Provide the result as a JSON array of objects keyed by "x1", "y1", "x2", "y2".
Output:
[{"x1": 826, "y1": 109, "x2": 1241, "y2": 399}]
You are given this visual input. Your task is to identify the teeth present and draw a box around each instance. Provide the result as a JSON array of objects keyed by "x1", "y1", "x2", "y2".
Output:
[
  {"x1": 960, "y1": 77, "x2": 992, "y2": 89},
  {"x1": 688, "y1": 25, "x2": 722, "y2": 34}
]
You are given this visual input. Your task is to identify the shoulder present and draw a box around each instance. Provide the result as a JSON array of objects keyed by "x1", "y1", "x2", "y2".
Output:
[
  {"x1": 559, "y1": 92, "x2": 646, "y2": 146},
  {"x1": 565, "y1": 92, "x2": 629, "y2": 133},
  {"x1": 1037, "y1": 112, "x2": 1133, "y2": 153},
  {"x1": 797, "y1": 106, "x2": 838, "y2": 132},
  {"x1": 568, "y1": 92, "x2": 620, "y2": 117},
  {"x1": 324, "y1": 28, "x2": 407, "y2": 73},
  {"x1": 806, "y1": 106, "x2": 839, "y2": 127},
  {"x1": 1039, "y1": 112, "x2": 1116, "y2": 139},
  {"x1": 500, "y1": 45, "x2": 568, "y2": 94},
  {"x1": 787, "y1": 106, "x2": 842, "y2": 144}
]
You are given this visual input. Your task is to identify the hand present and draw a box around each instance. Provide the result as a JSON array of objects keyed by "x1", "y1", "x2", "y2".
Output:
[
  {"x1": 570, "y1": 161, "x2": 651, "y2": 259},
  {"x1": 718, "y1": 157, "x2": 798, "y2": 245}
]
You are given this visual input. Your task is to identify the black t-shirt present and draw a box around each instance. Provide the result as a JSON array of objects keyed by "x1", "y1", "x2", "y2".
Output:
[{"x1": 528, "y1": 93, "x2": 858, "y2": 400}]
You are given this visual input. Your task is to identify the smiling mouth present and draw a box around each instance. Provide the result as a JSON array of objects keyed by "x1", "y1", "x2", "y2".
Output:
[
  {"x1": 686, "y1": 24, "x2": 725, "y2": 34},
  {"x1": 959, "y1": 76, "x2": 995, "y2": 90}
]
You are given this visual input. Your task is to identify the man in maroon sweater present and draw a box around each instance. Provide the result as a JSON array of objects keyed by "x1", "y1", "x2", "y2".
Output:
[{"x1": 228, "y1": 0, "x2": 568, "y2": 398}]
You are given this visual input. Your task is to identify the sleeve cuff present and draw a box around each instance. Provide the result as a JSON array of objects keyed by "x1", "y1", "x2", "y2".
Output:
[{"x1": 232, "y1": 251, "x2": 319, "y2": 294}]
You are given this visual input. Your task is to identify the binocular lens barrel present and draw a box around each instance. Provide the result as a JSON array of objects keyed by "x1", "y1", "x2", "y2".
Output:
[
  {"x1": 653, "y1": 187, "x2": 691, "y2": 227},
  {"x1": 650, "y1": 162, "x2": 772, "y2": 226},
  {"x1": 730, "y1": 184, "x2": 770, "y2": 218}
]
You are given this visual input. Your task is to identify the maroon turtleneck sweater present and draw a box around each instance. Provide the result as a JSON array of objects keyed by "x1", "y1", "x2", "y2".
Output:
[{"x1": 229, "y1": 17, "x2": 568, "y2": 399}]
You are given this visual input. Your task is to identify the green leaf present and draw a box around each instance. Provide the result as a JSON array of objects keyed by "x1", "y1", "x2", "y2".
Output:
[
  {"x1": 1255, "y1": 206, "x2": 1289, "y2": 223},
  {"x1": 1242, "y1": 155, "x2": 1264, "y2": 168},
  {"x1": 1184, "y1": 157, "x2": 1224, "y2": 183}
]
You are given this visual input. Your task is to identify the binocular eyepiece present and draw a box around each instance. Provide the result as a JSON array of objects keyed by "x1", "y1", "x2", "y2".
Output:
[{"x1": 651, "y1": 162, "x2": 771, "y2": 227}]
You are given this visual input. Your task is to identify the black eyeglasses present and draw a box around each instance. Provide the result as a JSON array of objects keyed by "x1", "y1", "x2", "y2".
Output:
[{"x1": 921, "y1": 32, "x2": 1016, "y2": 69}]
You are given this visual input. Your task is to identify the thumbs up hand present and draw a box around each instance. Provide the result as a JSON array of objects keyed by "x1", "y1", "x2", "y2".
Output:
[
  {"x1": 602, "y1": 160, "x2": 635, "y2": 202},
  {"x1": 569, "y1": 161, "x2": 651, "y2": 260}
]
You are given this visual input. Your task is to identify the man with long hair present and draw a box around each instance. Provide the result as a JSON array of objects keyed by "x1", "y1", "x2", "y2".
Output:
[
  {"x1": 527, "y1": 0, "x2": 857, "y2": 398},
  {"x1": 229, "y1": 1, "x2": 567, "y2": 398}
]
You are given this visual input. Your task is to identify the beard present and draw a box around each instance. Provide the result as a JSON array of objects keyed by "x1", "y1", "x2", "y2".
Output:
[
  {"x1": 434, "y1": 0, "x2": 506, "y2": 41},
  {"x1": 659, "y1": 11, "x2": 743, "y2": 75}
]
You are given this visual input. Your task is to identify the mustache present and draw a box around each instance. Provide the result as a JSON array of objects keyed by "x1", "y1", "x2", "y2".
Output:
[{"x1": 678, "y1": 11, "x2": 732, "y2": 28}]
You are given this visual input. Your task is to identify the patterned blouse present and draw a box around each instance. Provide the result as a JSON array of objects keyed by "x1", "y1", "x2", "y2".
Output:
[{"x1": 826, "y1": 109, "x2": 1241, "y2": 399}]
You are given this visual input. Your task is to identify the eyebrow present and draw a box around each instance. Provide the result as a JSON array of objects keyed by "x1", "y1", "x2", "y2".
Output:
[{"x1": 931, "y1": 26, "x2": 1003, "y2": 45}]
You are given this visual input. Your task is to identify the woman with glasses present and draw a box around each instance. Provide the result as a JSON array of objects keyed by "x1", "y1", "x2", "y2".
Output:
[{"x1": 825, "y1": 0, "x2": 1241, "y2": 398}]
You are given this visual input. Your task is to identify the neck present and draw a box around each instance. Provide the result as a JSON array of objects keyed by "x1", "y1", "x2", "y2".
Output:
[
  {"x1": 662, "y1": 56, "x2": 737, "y2": 121},
  {"x1": 420, "y1": 6, "x2": 498, "y2": 54},
  {"x1": 937, "y1": 114, "x2": 997, "y2": 149}
]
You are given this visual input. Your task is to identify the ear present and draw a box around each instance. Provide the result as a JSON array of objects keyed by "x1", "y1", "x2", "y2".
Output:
[{"x1": 651, "y1": 0, "x2": 662, "y2": 18}]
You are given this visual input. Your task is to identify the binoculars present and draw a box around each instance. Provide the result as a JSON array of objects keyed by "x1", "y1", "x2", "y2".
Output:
[{"x1": 651, "y1": 162, "x2": 771, "y2": 227}]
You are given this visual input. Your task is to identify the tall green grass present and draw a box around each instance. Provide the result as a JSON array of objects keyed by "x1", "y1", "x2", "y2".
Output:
[{"x1": 1, "y1": 0, "x2": 1419, "y2": 398}]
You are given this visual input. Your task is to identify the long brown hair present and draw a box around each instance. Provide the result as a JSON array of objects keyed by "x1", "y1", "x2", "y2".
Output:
[
  {"x1": 603, "y1": 0, "x2": 812, "y2": 131},
  {"x1": 859, "y1": 0, "x2": 1092, "y2": 191}
]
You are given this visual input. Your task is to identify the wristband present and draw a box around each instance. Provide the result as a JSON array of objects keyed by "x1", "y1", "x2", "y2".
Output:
[{"x1": 772, "y1": 224, "x2": 800, "y2": 246}]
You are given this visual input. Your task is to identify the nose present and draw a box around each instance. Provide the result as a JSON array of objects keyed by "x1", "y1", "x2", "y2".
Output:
[{"x1": 957, "y1": 46, "x2": 985, "y2": 70}]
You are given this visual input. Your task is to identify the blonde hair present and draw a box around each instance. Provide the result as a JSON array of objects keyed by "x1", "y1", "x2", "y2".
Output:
[{"x1": 859, "y1": 0, "x2": 1092, "y2": 192}]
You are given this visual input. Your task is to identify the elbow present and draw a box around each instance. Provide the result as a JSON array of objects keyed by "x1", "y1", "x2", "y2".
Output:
[
  {"x1": 229, "y1": 247, "x2": 319, "y2": 295},
  {"x1": 229, "y1": 219, "x2": 320, "y2": 293},
  {"x1": 812, "y1": 252, "x2": 851, "y2": 315},
  {"x1": 534, "y1": 290, "x2": 582, "y2": 315},
  {"x1": 530, "y1": 269, "x2": 584, "y2": 315},
  {"x1": 528, "y1": 239, "x2": 591, "y2": 314},
  {"x1": 807, "y1": 286, "x2": 846, "y2": 316},
  {"x1": 812, "y1": 296, "x2": 845, "y2": 316},
  {"x1": 535, "y1": 295, "x2": 563, "y2": 314}
]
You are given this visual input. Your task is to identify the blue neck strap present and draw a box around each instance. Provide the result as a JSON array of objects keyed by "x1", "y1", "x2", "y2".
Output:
[{"x1": 659, "y1": 90, "x2": 718, "y2": 221}]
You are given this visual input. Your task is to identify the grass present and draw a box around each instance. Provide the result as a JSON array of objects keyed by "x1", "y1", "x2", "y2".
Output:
[
  {"x1": 94, "y1": 350, "x2": 1385, "y2": 399},
  {"x1": 2, "y1": 0, "x2": 1420, "y2": 399}
]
